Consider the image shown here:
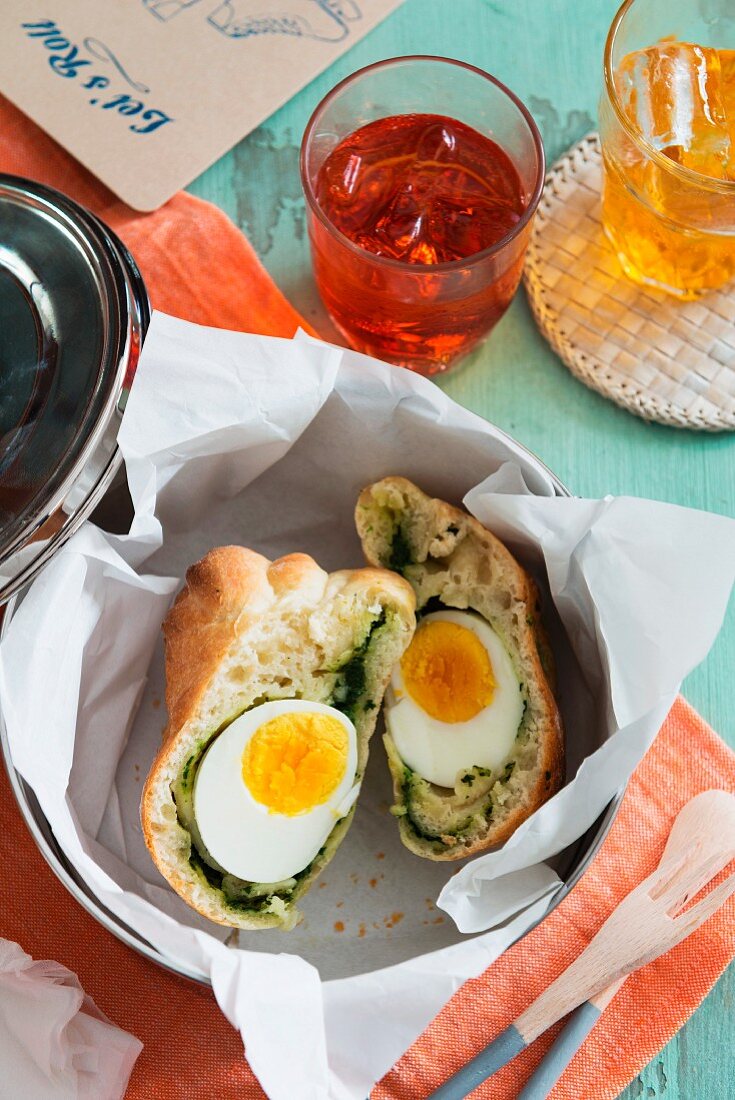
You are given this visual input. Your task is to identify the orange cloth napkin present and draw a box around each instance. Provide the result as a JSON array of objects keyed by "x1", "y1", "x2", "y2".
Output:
[
  {"x1": 0, "y1": 97, "x2": 306, "y2": 336},
  {"x1": 0, "y1": 97, "x2": 732, "y2": 1099}
]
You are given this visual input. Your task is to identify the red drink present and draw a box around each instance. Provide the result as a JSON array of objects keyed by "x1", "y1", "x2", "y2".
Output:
[
  {"x1": 301, "y1": 59, "x2": 544, "y2": 374},
  {"x1": 314, "y1": 115, "x2": 525, "y2": 265}
]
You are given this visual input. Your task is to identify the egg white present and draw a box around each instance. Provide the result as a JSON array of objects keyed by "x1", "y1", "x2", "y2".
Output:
[
  {"x1": 385, "y1": 609, "x2": 524, "y2": 788},
  {"x1": 193, "y1": 699, "x2": 358, "y2": 883}
]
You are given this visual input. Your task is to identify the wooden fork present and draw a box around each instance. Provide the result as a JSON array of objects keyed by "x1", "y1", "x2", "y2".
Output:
[
  {"x1": 429, "y1": 791, "x2": 735, "y2": 1100},
  {"x1": 516, "y1": 789, "x2": 735, "y2": 1099}
]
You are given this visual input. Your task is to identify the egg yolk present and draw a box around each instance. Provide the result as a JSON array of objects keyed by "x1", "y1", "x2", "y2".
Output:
[
  {"x1": 241, "y1": 712, "x2": 349, "y2": 816},
  {"x1": 400, "y1": 619, "x2": 496, "y2": 723}
]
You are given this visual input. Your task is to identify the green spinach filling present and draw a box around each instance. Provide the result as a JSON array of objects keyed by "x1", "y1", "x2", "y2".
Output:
[
  {"x1": 189, "y1": 846, "x2": 308, "y2": 913},
  {"x1": 330, "y1": 610, "x2": 386, "y2": 722},
  {"x1": 416, "y1": 595, "x2": 449, "y2": 619},
  {"x1": 401, "y1": 766, "x2": 483, "y2": 845},
  {"x1": 400, "y1": 755, "x2": 519, "y2": 848},
  {"x1": 387, "y1": 519, "x2": 459, "y2": 576},
  {"x1": 387, "y1": 525, "x2": 412, "y2": 573}
]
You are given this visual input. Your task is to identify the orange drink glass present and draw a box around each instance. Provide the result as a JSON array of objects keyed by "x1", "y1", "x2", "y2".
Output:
[
  {"x1": 300, "y1": 57, "x2": 544, "y2": 375},
  {"x1": 599, "y1": 0, "x2": 735, "y2": 299}
]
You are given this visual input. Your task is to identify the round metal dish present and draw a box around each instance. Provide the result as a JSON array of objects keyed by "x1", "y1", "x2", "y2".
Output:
[
  {"x1": 0, "y1": 174, "x2": 150, "y2": 603},
  {"x1": 0, "y1": 440, "x2": 624, "y2": 986}
]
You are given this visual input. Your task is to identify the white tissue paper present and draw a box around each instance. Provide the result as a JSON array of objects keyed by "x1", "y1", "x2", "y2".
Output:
[
  {"x1": 1, "y1": 312, "x2": 733, "y2": 1100},
  {"x1": 0, "y1": 938, "x2": 142, "y2": 1098}
]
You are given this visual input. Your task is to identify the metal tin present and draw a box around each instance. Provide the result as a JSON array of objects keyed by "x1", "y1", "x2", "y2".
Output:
[
  {"x1": 0, "y1": 174, "x2": 149, "y2": 603},
  {"x1": 0, "y1": 441, "x2": 624, "y2": 985}
]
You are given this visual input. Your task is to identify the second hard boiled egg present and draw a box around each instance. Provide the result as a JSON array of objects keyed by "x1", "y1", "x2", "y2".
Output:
[{"x1": 384, "y1": 609, "x2": 524, "y2": 788}]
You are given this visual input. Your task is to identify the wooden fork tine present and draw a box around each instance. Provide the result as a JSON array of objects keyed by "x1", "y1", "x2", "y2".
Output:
[
  {"x1": 647, "y1": 845, "x2": 699, "y2": 902},
  {"x1": 645, "y1": 871, "x2": 735, "y2": 965},
  {"x1": 655, "y1": 850, "x2": 735, "y2": 917},
  {"x1": 672, "y1": 870, "x2": 735, "y2": 936}
]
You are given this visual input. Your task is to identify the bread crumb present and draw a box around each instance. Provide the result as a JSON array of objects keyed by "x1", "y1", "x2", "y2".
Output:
[
  {"x1": 336, "y1": 901, "x2": 343, "y2": 908},
  {"x1": 334, "y1": 921, "x2": 345, "y2": 933},
  {"x1": 425, "y1": 897, "x2": 434, "y2": 910},
  {"x1": 358, "y1": 923, "x2": 366, "y2": 938},
  {"x1": 432, "y1": 916, "x2": 444, "y2": 925},
  {"x1": 376, "y1": 852, "x2": 385, "y2": 860},
  {"x1": 384, "y1": 912, "x2": 404, "y2": 929},
  {"x1": 318, "y1": 882, "x2": 327, "y2": 889},
  {"x1": 369, "y1": 877, "x2": 378, "y2": 888},
  {"x1": 152, "y1": 697, "x2": 161, "y2": 710}
]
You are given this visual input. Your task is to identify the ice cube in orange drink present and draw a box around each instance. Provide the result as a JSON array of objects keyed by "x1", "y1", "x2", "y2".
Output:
[
  {"x1": 615, "y1": 40, "x2": 732, "y2": 179},
  {"x1": 602, "y1": 38, "x2": 735, "y2": 296}
]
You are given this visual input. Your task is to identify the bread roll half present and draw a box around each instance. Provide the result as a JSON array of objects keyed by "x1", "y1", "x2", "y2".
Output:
[
  {"x1": 142, "y1": 546, "x2": 415, "y2": 930},
  {"x1": 355, "y1": 477, "x2": 564, "y2": 860}
]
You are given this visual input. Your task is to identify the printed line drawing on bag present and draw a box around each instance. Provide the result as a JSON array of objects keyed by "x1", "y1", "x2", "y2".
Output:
[
  {"x1": 142, "y1": 0, "x2": 202, "y2": 19},
  {"x1": 142, "y1": 0, "x2": 363, "y2": 42}
]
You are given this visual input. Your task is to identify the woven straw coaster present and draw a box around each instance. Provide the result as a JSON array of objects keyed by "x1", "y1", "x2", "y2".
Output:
[{"x1": 523, "y1": 133, "x2": 735, "y2": 431}]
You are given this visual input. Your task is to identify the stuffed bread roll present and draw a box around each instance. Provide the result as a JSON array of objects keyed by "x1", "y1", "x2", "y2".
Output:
[
  {"x1": 142, "y1": 546, "x2": 415, "y2": 930},
  {"x1": 355, "y1": 477, "x2": 563, "y2": 860}
]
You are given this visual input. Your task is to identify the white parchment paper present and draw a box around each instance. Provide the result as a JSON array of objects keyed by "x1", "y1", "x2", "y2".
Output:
[
  {"x1": 1, "y1": 312, "x2": 733, "y2": 1100},
  {"x1": 0, "y1": 937, "x2": 142, "y2": 1099}
]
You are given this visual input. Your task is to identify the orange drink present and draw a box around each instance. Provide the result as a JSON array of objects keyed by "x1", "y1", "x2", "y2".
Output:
[{"x1": 600, "y1": 1, "x2": 735, "y2": 299}]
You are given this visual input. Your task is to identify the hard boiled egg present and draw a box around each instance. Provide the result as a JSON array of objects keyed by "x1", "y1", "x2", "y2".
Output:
[
  {"x1": 385, "y1": 609, "x2": 524, "y2": 788},
  {"x1": 193, "y1": 699, "x2": 359, "y2": 883}
]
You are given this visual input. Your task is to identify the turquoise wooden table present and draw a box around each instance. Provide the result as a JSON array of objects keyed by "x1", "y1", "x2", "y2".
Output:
[{"x1": 190, "y1": 1, "x2": 735, "y2": 1095}]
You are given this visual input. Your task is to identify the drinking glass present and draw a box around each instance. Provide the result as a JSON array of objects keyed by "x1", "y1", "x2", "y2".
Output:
[
  {"x1": 300, "y1": 56, "x2": 544, "y2": 375},
  {"x1": 599, "y1": 0, "x2": 735, "y2": 298}
]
